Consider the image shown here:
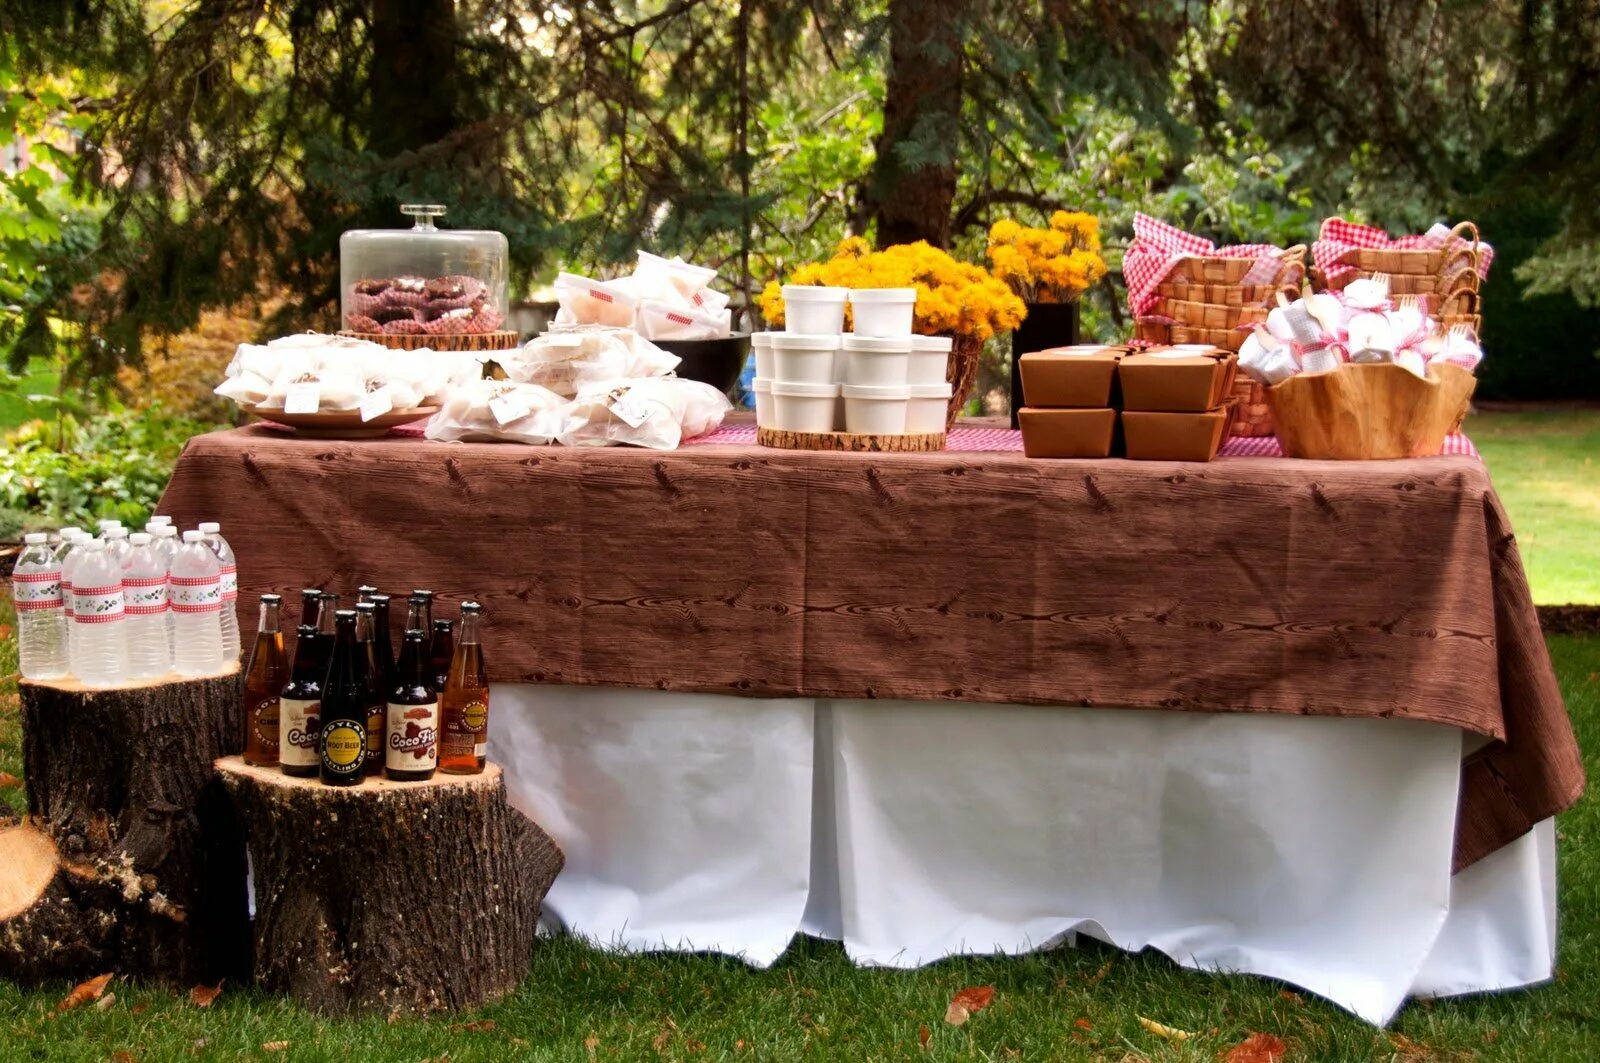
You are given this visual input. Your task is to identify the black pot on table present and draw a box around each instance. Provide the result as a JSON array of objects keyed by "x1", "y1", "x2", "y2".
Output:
[
  {"x1": 1009, "y1": 302, "x2": 1081, "y2": 427},
  {"x1": 653, "y1": 334, "x2": 753, "y2": 397}
]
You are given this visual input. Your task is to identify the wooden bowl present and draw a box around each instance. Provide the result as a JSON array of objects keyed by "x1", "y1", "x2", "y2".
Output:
[
  {"x1": 240, "y1": 404, "x2": 438, "y2": 438},
  {"x1": 1268, "y1": 363, "x2": 1475, "y2": 459}
]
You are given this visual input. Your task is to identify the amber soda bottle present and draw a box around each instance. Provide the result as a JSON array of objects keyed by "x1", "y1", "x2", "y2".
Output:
[
  {"x1": 242, "y1": 594, "x2": 289, "y2": 766},
  {"x1": 429, "y1": 618, "x2": 454, "y2": 693},
  {"x1": 318, "y1": 610, "x2": 368, "y2": 786},
  {"x1": 439, "y1": 602, "x2": 488, "y2": 775},
  {"x1": 278, "y1": 622, "x2": 324, "y2": 778},
  {"x1": 370, "y1": 593, "x2": 396, "y2": 684},
  {"x1": 355, "y1": 602, "x2": 387, "y2": 776},
  {"x1": 386, "y1": 629, "x2": 438, "y2": 781}
]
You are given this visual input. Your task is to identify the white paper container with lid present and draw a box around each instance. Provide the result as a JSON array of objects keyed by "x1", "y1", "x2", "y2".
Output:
[
  {"x1": 906, "y1": 382, "x2": 953, "y2": 433},
  {"x1": 842, "y1": 383, "x2": 911, "y2": 434},
  {"x1": 783, "y1": 286, "x2": 848, "y2": 335},
  {"x1": 769, "y1": 333, "x2": 842, "y2": 386},
  {"x1": 752, "y1": 377, "x2": 774, "y2": 427},
  {"x1": 771, "y1": 380, "x2": 840, "y2": 432},
  {"x1": 842, "y1": 335, "x2": 912, "y2": 387},
  {"x1": 908, "y1": 334, "x2": 953, "y2": 385},
  {"x1": 848, "y1": 288, "x2": 918, "y2": 337},
  {"x1": 751, "y1": 332, "x2": 777, "y2": 379}
]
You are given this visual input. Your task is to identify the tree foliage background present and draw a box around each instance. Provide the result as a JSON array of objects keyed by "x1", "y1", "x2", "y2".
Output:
[{"x1": 2, "y1": 0, "x2": 1599, "y2": 399}]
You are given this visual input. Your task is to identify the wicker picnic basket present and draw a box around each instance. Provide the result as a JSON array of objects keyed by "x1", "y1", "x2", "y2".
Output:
[
  {"x1": 1310, "y1": 221, "x2": 1486, "y2": 335},
  {"x1": 946, "y1": 333, "x2": 984, "y2": 428}
]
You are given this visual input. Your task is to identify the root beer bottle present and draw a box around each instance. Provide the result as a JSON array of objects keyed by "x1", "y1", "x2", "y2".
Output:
[
  {"x1": 411, "y1": 589, "x2": 434, "y2": 631},
  {"x1": 386, "y1": 629, "x2": 438, "y2": 781},
  {"x1": 355, "y1": 602, "x2": 387, "y2": 776},
  {"x1": 357, "y1": 584, "x2": 378, "y2": 603},
  {"x1": 439, "y1": 602, "x2": 488, "y2": 775},
  {"x1": 429, "y1": 618, "x2": 454, "y2": 693},
  {"x1": 279, "y1": 622, "x2": 324, "y2": 778},
  {"x1": 242, "y1": 594, "x2": 288, "y2": 767},
  {"x1": 318, "y1": 610, "x2": 367, "y2": 786},
  {"x1": 370, "y1": 593, "x2": 396, "y2": 686}
]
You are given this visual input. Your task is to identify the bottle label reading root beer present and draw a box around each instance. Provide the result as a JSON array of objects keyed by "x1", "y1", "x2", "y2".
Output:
[
  {"x1": 320, "y1": 720, "x2": 366, "y2": 776},
  {"x1": 387, "y1": 701, "x2": 439, "y2": 773},
  {"x1": 279, "y1": 698, "x2": 321, "y2": 769}
]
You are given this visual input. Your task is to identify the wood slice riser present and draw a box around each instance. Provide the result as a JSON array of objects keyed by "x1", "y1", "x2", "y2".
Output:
[
  {"x1": 757, "y1": 426, "x2": 946, "y2": 452},
  {"x1": 217, "y1": 758, "x2": 563, "y2": 1016},
  {"x1": 337, "y1": 330, "x2": 521, "y2": 352},
  {"x1": 5, "y1": 670, "x2": 249, "y2": 984}
]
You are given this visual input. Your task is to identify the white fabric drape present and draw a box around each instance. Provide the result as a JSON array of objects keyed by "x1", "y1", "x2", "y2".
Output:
[{"x1": 493, "y1": 686, "x2": 1557, "y2": 1026}]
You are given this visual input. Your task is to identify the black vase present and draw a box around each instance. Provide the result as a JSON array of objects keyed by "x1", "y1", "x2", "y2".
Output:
[{"x1": 1009, "y1": 301, "x2": 1081, "y2": 427}]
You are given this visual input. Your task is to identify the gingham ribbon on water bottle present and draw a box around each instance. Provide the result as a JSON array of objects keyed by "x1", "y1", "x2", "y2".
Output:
[
  {"x1": 1122, "y1": 213, "x2": 1284, "y2": 317},
  {"x1": 124, "y1": 575, "x2": 170, "y2": 616},
  {"x1": 220, "y1": 563, "x2": 239, "y2": 602},
  {"x1": 169, "y1": 574, "x2": 222, "y2": 614},
  {"x1": 11, "y1": 569, "x2": 63, "y2": 611},
  {"x1": 1312, "y1": 218, "x2": 1495, "y2": 287},
  {"x1": 72, "y1": 583, "x2": 125, "y2": 624}
]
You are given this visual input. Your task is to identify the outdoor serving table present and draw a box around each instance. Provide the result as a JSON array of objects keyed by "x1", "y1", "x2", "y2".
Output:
[{"x1": 159, "y1": 421, "x2": 1584, "y2": 1025}]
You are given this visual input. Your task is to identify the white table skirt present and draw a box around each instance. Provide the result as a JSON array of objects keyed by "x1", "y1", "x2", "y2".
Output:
[{"x1": 492, "y1": 686, "x2": 1557, "y2": 1026}]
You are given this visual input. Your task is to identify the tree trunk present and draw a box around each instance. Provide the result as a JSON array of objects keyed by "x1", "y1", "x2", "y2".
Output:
[
  {"x1": 369, "y1": 0, "x2": 460, "y2": 158},
  {"x1": 869, "y1": 0, "x2": 972, "y2": 247},
  {"x1": 0, "y1": 671, "x2": 250, "y2": 984},
  {"x1": 216, "y1": 757, "x2": 564, "y2": 1016}
]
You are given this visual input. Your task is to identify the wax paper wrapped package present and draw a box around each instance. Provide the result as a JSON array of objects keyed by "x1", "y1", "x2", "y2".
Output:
[
  {"x1": 501, "y1": 327, "x2": 679, "y2": 396},
  {"x1": 557, "y1": 376, "x2": 732, "y2": 449},
  {"x1": 258, "y1": 364, "x2": 368, "y2": 411},
  {"x1": 425, "y1": 380, "x2": 569, "y2": 443},
  {"x1": 554, "y1": 272, "x2": 639, "y2": 328}
]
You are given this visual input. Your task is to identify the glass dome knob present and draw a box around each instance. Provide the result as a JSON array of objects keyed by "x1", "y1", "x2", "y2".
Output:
[{"x1": 399, "y1": 203, "x2": 448, "y2": 231}]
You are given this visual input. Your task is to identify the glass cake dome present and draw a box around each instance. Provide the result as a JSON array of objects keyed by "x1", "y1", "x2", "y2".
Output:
[{"x1": 339, "y1": 204, "x2": 509, "y2": 338}]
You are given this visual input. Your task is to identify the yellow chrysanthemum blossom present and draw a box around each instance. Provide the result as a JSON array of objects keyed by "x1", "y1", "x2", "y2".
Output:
[{"x1": 988, "y1": 211, "x2": 1106, "y2": 303}]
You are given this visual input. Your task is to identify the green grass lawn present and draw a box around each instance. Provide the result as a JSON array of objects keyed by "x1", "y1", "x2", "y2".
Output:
[{"x1": 1469, "y1": 408, "x2": 1600, "y2": 605}]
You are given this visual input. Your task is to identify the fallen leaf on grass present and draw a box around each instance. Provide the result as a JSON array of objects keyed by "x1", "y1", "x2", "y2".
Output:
[
  {"x1": 1085, "y1": 960, "x2": 1113, "y2": 985},
  {"x1": 1278, "y1": 990, "x2": 1303, "y2": 1005},
  {"x1": 1137, "y1": 1016, "x2": 1194, "y2": 1042},
  {"x1": 585, "y1": 1033, "x2": 599, "y2": 1056},
  {"x1": 449, "y1": 1019, "x2": 496, "y2": 1033},
  {"x1": 261, "y1": 1041, "x2": 289, "y2": 1052},
  {"x1": 0, "y1": 772, "x2": 20, "y2": 789},
  {"x1": 944, "y1": 985, "x2": 996, "y2": 1026},
  {"x1": 918, "y1": 1024, "x2": 930, "y2": 1048},
  {"x1": 56, "y1": 973, "x2": 113, "y2": 1012},
  {"x1": 1074, "y1": 1018, "x2": 1093, "y2": 1031},
  {"x1": 1225, "y1": 1032, "x2": 1287, "y2": 1062},
  {"x1": 189, "y1": 982, "x2": 222, "y2": 1008},
  {"x1": 111, "y1": 1052, "x2": 136, "y2": 1063},
  {"x1": 95, "y1": 993, "x2": 117, "y2": 1011},
  {"x1": 130, "y1": 1003, "x2": 148, "y2": 1016}
]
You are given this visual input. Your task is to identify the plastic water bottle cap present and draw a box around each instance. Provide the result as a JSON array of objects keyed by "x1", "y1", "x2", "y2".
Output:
[
  {"x1": 130, "y1": 532, "x2": 151, "y2": 546},
  {"x1": 23, "y1": 532, "x2": 46, "y2": 544},
  {"x1": 84, "y1": 538, "x2": 107, "y2": 552},
  {"x1": 199, "y1": 522, "x2": 221, "y2": 534},
  {"x1": 155, "y1": 526, "x2": 177, "y2": 537},
  {"x1": 148, "y1": 515, "x2": 172, "y2": 526},
  {"x1": 58, "y1": 526, "x2": 82, "y2": 537},
  {"x1": 97, "y1": 519, "x2": 122, "y2": 529},
  {"x1": 183, "y1": 530, "x2": 204, "y2": 543},
  {"x1": 105, "y1": 527, "x2": 128, "y2": 540}
]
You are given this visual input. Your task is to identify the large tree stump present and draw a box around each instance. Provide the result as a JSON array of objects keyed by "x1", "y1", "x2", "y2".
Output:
[
  {"x1": 1, "y1": 671, "x2": 250, "y2": 984},
  {"x1": 216, "y1": 757, "x2": 563, "y2": 1016}
]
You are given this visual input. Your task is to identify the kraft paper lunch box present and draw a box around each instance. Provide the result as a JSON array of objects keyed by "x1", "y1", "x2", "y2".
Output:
[
  {"x1": 1117, "y1": 346, "x2": 1237, "y2": 412},
  {"x1": 1018, "y1": 345, "x2": 1127, "y2": 408},
  {"x1": 1121, "y1": 407, "x2": 1230, "y2": 462},
  {"x1": 1019, "y1": 407, "x2": 1118, "y2": 459}
]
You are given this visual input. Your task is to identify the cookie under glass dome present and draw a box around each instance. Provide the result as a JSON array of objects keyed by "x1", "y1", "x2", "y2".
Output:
[{"x1": 339, "y1": 204, "x2": 509, "y2": 339}]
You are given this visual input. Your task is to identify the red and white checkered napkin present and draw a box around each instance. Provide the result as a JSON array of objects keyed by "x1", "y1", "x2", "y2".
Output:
[
  {"x1": 1123, "y1": 213, "x2": 1284, "y2": 317},
  {"x1": 1218, "y1": 432, "x2": 1480, "y2": 459},
  {"x1": 1312, "y1": 218, "x2": 1494, "y2": 287}
]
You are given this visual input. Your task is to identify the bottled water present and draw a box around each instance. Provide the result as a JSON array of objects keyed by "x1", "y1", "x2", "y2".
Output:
[
  {"x1": 121, "y1": 532, "x2": 172, "y2": 679},
  {"x1": 198, "y1": 522, "x2": 241, "y2": 662},
  {"x1": 150, "y1": 525, "x2": 180, "y2": 659},
  {"x1": 170, "y1": 530, "x2": 225, "y2": 676},
  {"x1": 12, "y1": 533, "x2": 69, "y2": 679},
  {"x1": 72, "y1": 538, "x2": 129, "y2": 688},
  {"x1": 55, "y1": 528, "x2": 86, "y2": 671},
  {"x1": 102, "y1": 525, "x2": 131, "y2": 567},
  {"x1": 147, "y1": 514, "x2": 173, "y2": 528}
]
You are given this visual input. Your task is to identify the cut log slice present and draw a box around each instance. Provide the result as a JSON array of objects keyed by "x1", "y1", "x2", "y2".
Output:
[
  {"x1": 216, "y1": 757, "x2": 563, "y2": 1016},
  {"x1": 757, "y1": 426, "x2": 947, "y2": 452},
  {"x1": 3, "y1": 669, "x2": 249, "y2": 984}
]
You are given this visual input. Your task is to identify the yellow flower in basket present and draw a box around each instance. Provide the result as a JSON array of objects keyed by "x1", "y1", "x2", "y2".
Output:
[
  {"x1": 988, "y1": 211, "x2": 1106, "y2": 303},
  {"x1": 756, "y1": 237, "x2": 1025, "y2": 341}
]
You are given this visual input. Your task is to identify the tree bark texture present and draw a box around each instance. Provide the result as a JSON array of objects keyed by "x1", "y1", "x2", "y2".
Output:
[
  {"x1": 369, "y1": 0, "x2": 460, "y2": 158},
  {"x1": 216, "y1": 758, "x2": 564, "y2": 1016},
  {"x1": 1, "y1": 671, "x2": 250, "y2": 984},
  {"x1": 870, "y1": 0, "x2": 972, "y2": 247}
]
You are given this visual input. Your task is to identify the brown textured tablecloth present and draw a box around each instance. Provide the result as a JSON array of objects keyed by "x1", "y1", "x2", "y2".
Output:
[{"x1": 160, "y1": 426, "x2": 1584, "y2": 869}]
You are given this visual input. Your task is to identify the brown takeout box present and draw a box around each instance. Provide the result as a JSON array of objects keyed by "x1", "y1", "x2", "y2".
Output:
[
  {"x1": 1117, "y1": 346, "x2": 1237, "y2": 412},
  {"x1": 1121, "y1": 408, "x2": 1229, "y2": 462},
  {"x1": 1018, "y1": 345, "x2": 1128, "y2": 408},
  {"x1": 1019, "y1": 407, "x2": 1117, "y2": 459}
]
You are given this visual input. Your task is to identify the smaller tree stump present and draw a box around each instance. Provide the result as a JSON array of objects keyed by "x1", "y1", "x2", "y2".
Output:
[
  {"x1": 1, "y1": 670, "x2": 249, "y2": 984},
  {"x1": 216, "y1": 757, "x2": 563, "y2": 1016}
]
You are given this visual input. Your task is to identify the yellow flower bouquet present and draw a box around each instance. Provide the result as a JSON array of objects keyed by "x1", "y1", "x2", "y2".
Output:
[
  {"x1": 757, "y1": 239, "x2": 1026, "y2": 428},
  {"x1": 986, "y1": 211, "x2": 1107, "y2": 304}
]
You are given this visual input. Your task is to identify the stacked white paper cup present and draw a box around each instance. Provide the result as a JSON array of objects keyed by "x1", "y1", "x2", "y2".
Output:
[{"x1": 755, "y1": 285, "x2": 952, "y2": 435}]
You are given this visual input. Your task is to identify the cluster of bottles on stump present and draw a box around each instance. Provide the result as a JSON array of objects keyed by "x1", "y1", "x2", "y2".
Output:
[
  {"x1": 241, "y1": 586, "x2": 490, "y2": 785},
  {"x1": 11, "y1": 517, "x2": 241, "y2": 686}
]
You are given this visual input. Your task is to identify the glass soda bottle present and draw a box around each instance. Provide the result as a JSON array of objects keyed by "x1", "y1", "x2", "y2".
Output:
[
  {"x1": 355, "y1": 602, "x2": 386, "y2": 776},
  {"x1": 318, "y1": 610, "x2": 368, "y2": 786},
  {"x1": 12, "y1": 533, "x2": 69, "y2": 679},
  {"x1": 278, "y1": 621, "x2": 324, "y2": 778},
  {"x1": 429, "y1": 618, "x2": 454, "y2": 693},
  {"x1": 369, "y1": 594, "x2": 396, "y2": 686},
  {"x1": 439, "y1": 602, "x2": 488, "y2": 775},
  {"x1": 243, "y1": 594, "x2": 289, "y2": 766},
  {"x1": 386, "y1": 628, "x2": 437, "y2": 781}
]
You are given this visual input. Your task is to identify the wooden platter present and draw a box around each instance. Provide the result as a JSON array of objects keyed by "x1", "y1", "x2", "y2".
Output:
[
  {"x1": 240, "y1": 404, "x2": 438, "y2": 437},
  {"x1": 337, "y1": 329, "x2": 521, "y2": 352},
  {"x1": 757, "y1": 426, "x2": 946, "y2": 452}
]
